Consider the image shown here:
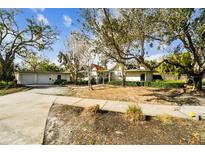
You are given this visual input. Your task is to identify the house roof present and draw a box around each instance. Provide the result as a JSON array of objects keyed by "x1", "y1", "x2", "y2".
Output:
[
  {"x1": 15, "y1": 71, "x2": 71, "y2": 74},
  {"x1": 109, "y1": 63, "x2": 120, "y2": 71},
  {"x1": 109, "y1": 63, "x2": 153, "y2": 72},
  {"x1": 126, "y1": 69, "x2": 155, "y2": 72},
  {"x1": 91, "y1": 64, "x2": 106, "y2": 71}
]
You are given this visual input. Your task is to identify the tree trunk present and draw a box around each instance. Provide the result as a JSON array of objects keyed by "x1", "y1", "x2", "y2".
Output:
[
  {"x1": 72, "y1": 71, "x2": 78, "y2": 85},
  {"x1": 193, "y1": 75, "x2": 203, "y2": 91},
  {"x1": 102, "y1": 73, "x2": 105, "y2": 84},
  {"x1": 0, "y1": 62, "x2": 13, "y2": 81},
  {"x1": 74, "y1": 72, "x2": 78, "y2": 85},
  {"x1": 121, "y1": 64, "x2": 126, "y2": 87},
  {"x1": 88, "y1": 67, "x2": 93, "y2": 90}
]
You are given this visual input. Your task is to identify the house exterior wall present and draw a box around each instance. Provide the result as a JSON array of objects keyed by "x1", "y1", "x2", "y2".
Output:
[
  {"x1": 109, "y1": 64, "x2": 153, "y2": 82},
  {"x1": 15, "y1": 72, "x2": 70, "y2": 85},
  {"x1": 111, "y1": 70, "x2": 122, "y2": 80},
  {"x1": 145, "y1": 72, "x2": 153, "y2": 81},
  {"x1": 49, "y1": 74, "x2": 70, "y2": 83},
  {"x1": 110, "y1": 71, "x2": 153, "y2": 82},
  {"x1": 126, "y1": 72, "x2": 141, "y2": 81},
  {"x1": 91, "y1": 68, "x2": 97, "y2": 76},
  {"x1": 125, "y1": 72, "x2": 153, "y2": 81}
]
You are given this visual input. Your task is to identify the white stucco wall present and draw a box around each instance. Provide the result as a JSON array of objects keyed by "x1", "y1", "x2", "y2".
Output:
[
  {"x1": 15, "y1": 72, "x2": 70, "y2": 85},
  {"x1": 126, "y1": 72, "x2": 141, "y2": 81},
  {"x1": 110, "y1": 64, "x2": 153, "y2": 82},
  {"x1": 111, "y1": 70, "x2": 122, "y2": 80},
  {"x1": 110, "y1": 71, "x2": 153, "y2": 82}
]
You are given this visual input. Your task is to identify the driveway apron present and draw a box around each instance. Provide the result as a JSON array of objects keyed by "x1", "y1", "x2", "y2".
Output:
[{"x1": 0, "y1": 91, "x2": 56, "y2": 144}]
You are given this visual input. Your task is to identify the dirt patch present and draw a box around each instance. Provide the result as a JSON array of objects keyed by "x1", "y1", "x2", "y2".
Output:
[
  {"x1": 43, "y1": 104, "x2": 205, "y2": 145},
  {"x1": 65, "y1": 85, "x2": 205, "y2": 106}
]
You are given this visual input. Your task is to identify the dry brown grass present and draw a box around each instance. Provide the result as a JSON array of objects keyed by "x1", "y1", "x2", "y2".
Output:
[
  {"x1": 155, "y1": 114, "x2": 175, "y2": 124},
  {"x1": 68, "y1": 85, "x2": 186, "y2": 105},
  {"x1": 80, "y1": 104, "x2": 100, "y2": 116},
  {"x1": 0, "y1": 87, "x2": 29, "y2": 96},
  {"x1": 67, "y1": 85, "x2": 205, "y2": 106},
  {"x1": 44, "y1": 104, "x2": 205, "y2": 145}
]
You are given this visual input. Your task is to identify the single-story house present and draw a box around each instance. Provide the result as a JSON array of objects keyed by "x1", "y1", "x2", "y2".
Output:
[
  {"x1": 109, "y1": 63, "x2": 154, "y2": 82},
  {"x1": 15, "y1": 71, "x2": 71, "y2": 85},
  {"x1": 80, "y1": 64, "x2": 106, "y2": 83},
  {"x1": 15, "y1": 63, "x2": 154, "y2": 85}
]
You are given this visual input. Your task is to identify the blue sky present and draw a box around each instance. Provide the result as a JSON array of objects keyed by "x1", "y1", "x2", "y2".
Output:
[
  {"x1": 15, "y1": 8, "x2": 81, "y2": 64},
  {"x1": 14, "y1": 8, "x2": 168, "y2": 65}
]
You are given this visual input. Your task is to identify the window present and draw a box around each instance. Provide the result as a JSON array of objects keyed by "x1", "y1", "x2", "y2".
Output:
[{"x1": 57, "y1": 75, "x2": 61, "y2": 80}]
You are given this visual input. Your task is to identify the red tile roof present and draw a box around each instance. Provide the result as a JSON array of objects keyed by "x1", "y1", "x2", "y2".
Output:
[{"x1": 91, "y1": 64, "x2": 105, "y2": 71}]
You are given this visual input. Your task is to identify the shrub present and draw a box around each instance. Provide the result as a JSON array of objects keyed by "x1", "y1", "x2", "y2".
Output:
[
  {"x1": 150, "y1": 81, "x2": 184, "y2": 88},
  {"x1": 8, "y1": 81, "x2": 16, "y2": 86},
  {"x1": 155, "y1": 114, "x2": 175, "y2": 124},
  {"x1": 203, "y1": 78, "x2": 205, "y2": 85},
  {"x1": 0, "y1": 81, "x2": 16, "y2": 88},
  {"x1": 54, "y1": 79, "x2": 68, "y2": 85},
  {"x1": 77, "y1": 78, "x2": 96, "y2": 85},
  {"x1": 108, "y1": 80, "x2": 122, "y2": 86},
  {"x1": 109, "y1": 80, "x2": 185, "y2": 88},
  {"x1": 81, "y1": 104, "x2": 100, "y2": 116},
  {"x1": 0, "y1": 81, "x2": 8, "y2": 86},
  {"x1": 125, "y1": 104, "x2": 144, "y2": 121}
]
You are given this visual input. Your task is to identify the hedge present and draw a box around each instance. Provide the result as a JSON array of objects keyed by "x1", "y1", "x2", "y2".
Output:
[
  {"x1": 0, "y1": 81, "x2": 16, "y2": 88},
  {"x1": 108, "y1": 80, "x2": 185, "y2": 88},
  {"x1": 203, "y1": 78, "x2": 205, "y2": 85}
]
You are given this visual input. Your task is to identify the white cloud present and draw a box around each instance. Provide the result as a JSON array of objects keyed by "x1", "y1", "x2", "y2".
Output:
[
  {"x1": 111, "y1": 8, "x2": 122, "y2": 19},
  {"x1": 63, "y1": 15, "x2": 72, "y2": 28},
  {"x1": 37, "y1": 14, "x2": 49, "y2": 25},
  {"x1": 31, "y1": 8, "x2": 45, "y2": 13},
  {"x1": 51, "y1": 58, "x2": 61, "y2": 66},
  {"x1": 147, "y1": 53, "x2": 166, "y2": 61},
  {"x1": 161, "y1": 44, "x2": 168, "y2": 49}
]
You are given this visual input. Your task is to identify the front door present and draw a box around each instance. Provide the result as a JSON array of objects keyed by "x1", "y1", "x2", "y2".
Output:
[
  {"x1": 57, "y1": 75, "x2": 61, "y2": 80},
  {"x1": 140, "y1": 74, "x2": 145, "y2": 81}
]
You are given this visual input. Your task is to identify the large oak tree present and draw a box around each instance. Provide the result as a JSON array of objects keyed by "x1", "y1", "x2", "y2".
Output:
[
  {"x1": 79, "y1": 8, "x2": 163, "y2": 86},
  {"x1": 158, "y1": 9, "x2": 205, "y2": 91},
  {"x1": 0, "y1": 9, "x2": 58, "y2": 81}
]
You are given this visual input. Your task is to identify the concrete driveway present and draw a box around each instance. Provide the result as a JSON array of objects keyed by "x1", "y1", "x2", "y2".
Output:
[
  {"x1": 26, "y1": 85, "x2": 69, "y2": 95},
  {"x1": 0, "y1": 90, "x2": 56, "y2": 144}
]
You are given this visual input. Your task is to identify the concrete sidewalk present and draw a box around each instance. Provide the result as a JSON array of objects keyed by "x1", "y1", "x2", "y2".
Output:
[{"x1": 55, "y1": 96, "x2": 205, "y2": 119}]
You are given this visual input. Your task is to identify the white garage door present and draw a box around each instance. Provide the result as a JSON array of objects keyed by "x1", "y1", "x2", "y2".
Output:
[
  {"x1": 38, "y1": 74, "x2": 50, "y2": 84},
  {"x1": 21, "y1": 74, "x2": 35, "y2": 84}
]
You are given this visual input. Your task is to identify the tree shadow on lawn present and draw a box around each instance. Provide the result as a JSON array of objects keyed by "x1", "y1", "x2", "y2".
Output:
[
  {"x1": 143, "y1": 88, "x2": 201, "y2": 106},
  {"x1": 93, "y1": 85, "x2": 119, "y2": 90}
]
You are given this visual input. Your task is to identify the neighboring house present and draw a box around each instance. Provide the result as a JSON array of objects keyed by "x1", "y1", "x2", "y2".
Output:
[
  {"x1": 81, "y1": 64, "x2": 106, "y2": 83},
  {"x1": 91, "y1": 64, "x2": 106, "y2": 83},
  {"x1": 15, "y1": 71, "x2": 70, "y2": 85},
  {"x1": 109, "y1": 63, "x2": 154, "y2": 82}
]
